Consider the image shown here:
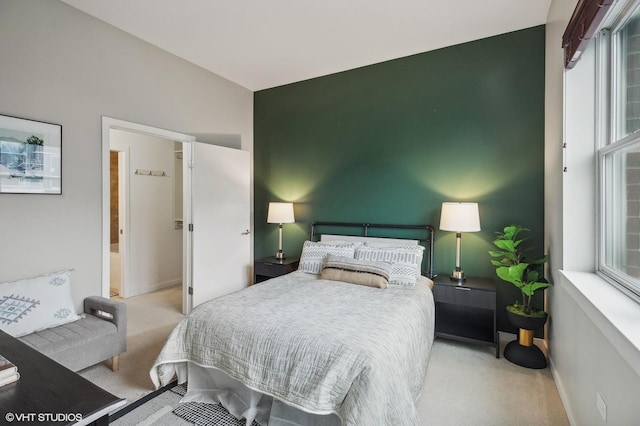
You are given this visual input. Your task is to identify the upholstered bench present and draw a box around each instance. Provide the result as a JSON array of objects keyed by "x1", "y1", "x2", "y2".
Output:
[
  {"x1": 0, "y1": 270, "x2": 127, "y2": 372},
  {"x1": 18, "y1": 296, "x2": 127, "y2": 372}
]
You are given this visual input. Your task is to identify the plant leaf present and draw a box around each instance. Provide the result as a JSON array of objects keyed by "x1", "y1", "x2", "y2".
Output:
[
  {"x1": 496, "y1": 266, "x2": 519, "y2": 286},
  {"x1": 493, "y1": 240, "x2": 515, "y2": 252},
  {"x1": 512, "y1": 262, "x2": 529, "y2": 277},
  {"x1": 503, "y1": 226, "x2": 517, "y2": 239},
  {"x1": 529, "y1": 282, "x2": 550, "y2": 293}
]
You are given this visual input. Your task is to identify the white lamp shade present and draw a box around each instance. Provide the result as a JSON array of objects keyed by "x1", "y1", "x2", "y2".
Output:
[
  {"x1": 267, "y1": 202, "x2": 295, "y2": 224},
  {"x1": 439, "y1": 202, "x2": 481, "y2": 232}
]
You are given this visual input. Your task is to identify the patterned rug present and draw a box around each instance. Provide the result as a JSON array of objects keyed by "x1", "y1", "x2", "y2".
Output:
[
  {"x1": 110, "y1": 382, "x2": 259, "y2": 426},
  {"x1": 173, "y1": 401, "x2": 259, "y2": 426}
]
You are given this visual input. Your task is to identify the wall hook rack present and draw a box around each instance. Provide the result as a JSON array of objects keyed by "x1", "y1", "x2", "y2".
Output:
[{"x1": 135, "y1": 169, "x2": 167, "y2": 177}]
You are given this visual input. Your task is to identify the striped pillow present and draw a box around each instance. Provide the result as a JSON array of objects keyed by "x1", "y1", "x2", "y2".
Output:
[
  {"x1": 298, "y1": 241, "x2": 357, "y2": 274},
  {"x1": 355, "y1": 245, "x2": 425, "y2": 286},
  {"x1": 320, "y1": 255, "x2": 393, "y2": 288}
]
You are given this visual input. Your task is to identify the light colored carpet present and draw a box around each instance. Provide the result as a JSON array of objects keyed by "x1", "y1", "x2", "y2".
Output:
[
  {"x1": 80, "y1": 285, "x2": 570, "y2": 425},
  {"x1": 78, "y1": 285, "x2": 185, "y2": 404},
  {"x1": 418, "y1": 339, "x2": 569, "y2": 425}
]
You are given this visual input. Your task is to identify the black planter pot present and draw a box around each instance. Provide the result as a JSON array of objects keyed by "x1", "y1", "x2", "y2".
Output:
[
  {"x1": 506, "y1": 309, "x2": 548, "y2": 330},
  {"x1": 503, "y1": 308, "x2": 548, "y2": 369}
]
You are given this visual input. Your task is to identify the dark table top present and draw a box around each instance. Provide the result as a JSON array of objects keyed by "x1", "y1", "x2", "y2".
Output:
[
  {"x1": 0, "y1": 330, "x2": 125, "y2": 425},
  {"x1": 433, "y1": 274, "x2": 497, "y2": 291}
]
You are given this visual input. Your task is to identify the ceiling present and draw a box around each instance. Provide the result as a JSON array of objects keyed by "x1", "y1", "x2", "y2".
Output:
[{"x1": 60, "y1": 0, "x2": 551, "y2": 91}]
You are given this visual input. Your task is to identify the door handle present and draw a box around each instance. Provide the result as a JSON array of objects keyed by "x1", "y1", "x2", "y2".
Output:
[{"x1": 242, "y1": 229, "x2": 250, "y2": 235}]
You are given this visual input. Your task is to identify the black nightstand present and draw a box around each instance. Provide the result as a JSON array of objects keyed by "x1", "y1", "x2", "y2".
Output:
[
  {"x1": 254, "y1": 257, "x2": 299, "y2": 283},
  {"x1": 432, "y1": 275, "x2": 499, "y2": 357}
]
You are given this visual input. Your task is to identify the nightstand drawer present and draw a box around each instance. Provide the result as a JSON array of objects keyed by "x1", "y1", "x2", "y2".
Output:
[
  {"x1": 433, "y1": 284, "x2": 496, "y2": 309},
  {"x1": 254, "y1": 257, "x2": 299, "y2": 283},
  {"x1": 255, "y1": 261, "x2": 289, "y2": 277}
]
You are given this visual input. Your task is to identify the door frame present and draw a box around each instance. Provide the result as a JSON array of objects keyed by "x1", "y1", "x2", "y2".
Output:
[
  {"x1": 109, "y1": 148, "x2": 129, "y2": 298},
  {"x1": 182, "y1": 142, "x2": 193, "y2": 314},
  {"x1": 117, "y1": 150, "x2": 127, "y2": 297},
  {"x1": 101, "y1": 117, "x2": 195, "y2": 313}
]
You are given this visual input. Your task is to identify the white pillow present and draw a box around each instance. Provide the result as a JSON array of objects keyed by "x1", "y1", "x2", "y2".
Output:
[
  {"x1": 0, "y1": 270, "x2": 80, "y2": 337},
  {"x1": 354, "y1": 245, "x2": 425, "y2": 286},
  {"x1": 298, "y1": 241, "x2": 357, "y2": 274}
]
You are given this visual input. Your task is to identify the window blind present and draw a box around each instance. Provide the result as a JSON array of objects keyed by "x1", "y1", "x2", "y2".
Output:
[{"x1": 563, "y1": 0, "x2": 614, "y2": 68}]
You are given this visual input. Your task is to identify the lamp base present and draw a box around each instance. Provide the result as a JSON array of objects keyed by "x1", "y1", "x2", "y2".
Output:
[
  {"x1": 450, "y1": 270, "x2": 466, "y2": 283},
  {"x1": 275, "y1": 251, "x2": 285, "y2": 260}
]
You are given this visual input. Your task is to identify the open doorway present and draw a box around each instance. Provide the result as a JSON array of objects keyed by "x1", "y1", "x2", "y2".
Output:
[
  {"x1": 108, "y1": 130, "x2": 182, "y2": 304},
  {"x1": 102, "y1": 118, "x2": 195, "y2": 314},
  {"x1": 109, "y1": 150, "x2": 123, "y2": 297},
  {"x1": 102, "y1": 117, "x2": 251, "y2": 315}
]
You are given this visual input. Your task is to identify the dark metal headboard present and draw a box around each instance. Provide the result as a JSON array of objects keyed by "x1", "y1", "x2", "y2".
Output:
[{"x1": 309, "y1": 222, "x2": 435, "y2": 279}]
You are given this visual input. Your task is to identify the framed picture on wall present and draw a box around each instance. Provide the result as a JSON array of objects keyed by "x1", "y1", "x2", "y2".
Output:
[{"x1": 0, "y1": 114, "x2": 61, "y2": 194}]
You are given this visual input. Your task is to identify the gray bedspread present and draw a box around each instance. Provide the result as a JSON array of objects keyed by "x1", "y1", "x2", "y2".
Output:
[{"x1": 151, "y1": 271, "x2": 435, "y2": 426}]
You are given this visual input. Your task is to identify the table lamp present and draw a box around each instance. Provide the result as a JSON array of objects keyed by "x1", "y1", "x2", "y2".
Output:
[
  {"x1": 439, "y1": 202, "x2": 480, "y2": 282},
  {"x1": 267, "y1": 202, "x2": 295, "y2": 259}
]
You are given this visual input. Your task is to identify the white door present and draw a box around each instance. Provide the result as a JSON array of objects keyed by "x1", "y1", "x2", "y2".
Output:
[{"x1": 183, "y1": 142, "x2": 251, "y2": 311}]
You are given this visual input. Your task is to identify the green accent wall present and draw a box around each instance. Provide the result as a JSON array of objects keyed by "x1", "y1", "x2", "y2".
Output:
[{"x1": 254, "y1": 26, "x2": 545, "y2": 333}]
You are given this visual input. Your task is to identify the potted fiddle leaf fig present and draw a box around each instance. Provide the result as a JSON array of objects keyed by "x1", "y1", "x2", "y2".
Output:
[{"x1": 489, "y1": 224, "x2": 550, "y2": 369}]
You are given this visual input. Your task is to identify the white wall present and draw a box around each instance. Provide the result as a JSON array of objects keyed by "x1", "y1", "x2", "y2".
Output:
[
  {"x1": 562, "y1": 45, "x2": 597, "y2": 272},
  {"x1": 545, "y1": 0, "x2": 640, "y2": 424},
  {"x1": 545, "y1": 0, "x2": 570, "y2": 283},
  {"x1": 554, "y1": 273, "x2": 640, "y2": 425},
  {"x1": 110, "y1": 129, "x2": 182, "y2": 297},
  {"x1": 0, "y1": 0, "x2": 253, "y2": 310}
]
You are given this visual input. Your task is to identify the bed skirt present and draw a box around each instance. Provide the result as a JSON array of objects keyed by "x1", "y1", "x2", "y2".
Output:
[{"x1": 181, "y1": 362, "x2": 342, "y2": 426}]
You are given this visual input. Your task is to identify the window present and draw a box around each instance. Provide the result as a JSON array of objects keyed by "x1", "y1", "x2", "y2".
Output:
[{"x1": 598, "y1": 3, "x2": 640, "y2": 301}]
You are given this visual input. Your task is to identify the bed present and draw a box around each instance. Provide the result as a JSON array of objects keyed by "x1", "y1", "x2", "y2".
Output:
[{"x1": 151, "y1": 222, "x2": 436, "y2": 426}]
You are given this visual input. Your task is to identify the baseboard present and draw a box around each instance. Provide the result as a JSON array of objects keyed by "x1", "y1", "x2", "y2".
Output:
[
  {"x1": 549, "y1": 357, "x2": 576, "y2": 426},
  {"x1": 128, "y1": 278, "x2": 182, "y2": 297}
]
